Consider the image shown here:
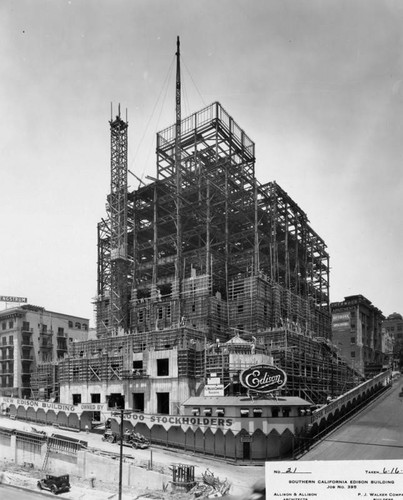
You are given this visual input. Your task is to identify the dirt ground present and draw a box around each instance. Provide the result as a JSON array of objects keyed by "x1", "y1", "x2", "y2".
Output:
[{"x1": 0, "y1": 416, "x2": 264, "y2": 499}]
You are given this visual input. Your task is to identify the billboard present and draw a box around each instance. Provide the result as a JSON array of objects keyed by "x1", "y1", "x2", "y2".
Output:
[
  {"x1": 240, "y1": 364, "x2": 287, "y2": 393},
  {"x1": 332, "y1": 312, "x2": 351, "y2": 329},
  {"x1": 0, "y1": 296, "x2": 27, "y2": 303}
]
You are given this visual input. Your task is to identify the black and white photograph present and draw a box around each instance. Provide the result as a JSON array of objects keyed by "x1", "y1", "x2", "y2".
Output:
[{"x1": 1, "y1": 1, "x2": 403, "y2": 499}]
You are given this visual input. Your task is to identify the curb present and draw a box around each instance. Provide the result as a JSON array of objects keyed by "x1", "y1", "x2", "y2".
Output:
[{"x1": 0, "y1": 482, "x2": 54, "y2": 497}]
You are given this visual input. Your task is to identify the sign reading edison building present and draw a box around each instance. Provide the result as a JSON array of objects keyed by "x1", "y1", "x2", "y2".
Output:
[{"x1": 240, "y1": 364, "x2": 287, "y2": 393}]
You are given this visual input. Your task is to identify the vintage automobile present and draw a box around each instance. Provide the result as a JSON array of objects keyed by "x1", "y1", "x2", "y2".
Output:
[
  {"x1": 37, "y1": 474, "x2": 71, "y2": 494},
  {"x1": 102, "y1": 428, "x2": 150, "y2": 449}
]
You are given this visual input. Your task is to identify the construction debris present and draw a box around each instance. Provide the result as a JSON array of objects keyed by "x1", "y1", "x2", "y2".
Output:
[{"x1": 189, "y1": 469, "x2": 231, "y2": 498}]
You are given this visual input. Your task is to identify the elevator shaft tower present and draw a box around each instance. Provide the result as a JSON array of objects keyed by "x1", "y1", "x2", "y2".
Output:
[{"x1": 96, "y1": 108, "x2": 131, "y2": 336}]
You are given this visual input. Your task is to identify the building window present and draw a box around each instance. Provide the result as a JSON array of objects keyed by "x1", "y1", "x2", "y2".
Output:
[
  {"x1": 240, "y1": 409, "x2": 249, "y2": 418},
  {"x1": 2, "y1": 322, "x2": 6, "y2": 330},
  {"x1": 132, "y1": 360, "x2": 143, "y2": 375},
  {"x1": 351, "y1": 352, "x2": 356, "y2": 358},
  {"x1": 216, "y1": 408, "x2": 225, "y2": 417},
  {"x1": 282, "y1": 408, "x2": 290, "y2": 417},
  {"x1": 271, "y1": 408, "x2": 280, "y2": 418},
  {"x1": 253, "y1": 408, "x2": 263, "y2": 417},
  {"x1": 156, "y1": 392, "x2": 170, "y2": 414},
  {"x1": 158, "y1": 308, "x2": 163, "y2": 320},
  {"x1": 166, "y1": 305, "x2": 171, "y2": 319},
  {"x1": 351, "y1": 337, "x2": 355, "y2": 344},
  {"x1": 75, "y1": 322, "x2": 81, "y2": 329},
  {"x1": 192, "y1": 407, "x2": 200, "y2": 416},
  {"x1": 22, "y1": 321, "x2": 30, "y2": 331},
  {"x1": 83, "y1": 324, "x2": 88, "y2": 330},
  {"x1": 8, "y1": 336, "x2": 13, "y2": 344},
  {"x1": 138, "y1": 310, "x2": 144, "y2": 323},
  {"x1": 72, "y1": 394, "x2": 81, "y2": 405},
  {"x1": 91, "y1": 393, "x2": 101, "y2": 403},
  {"x1": 238, "y1": 305, "x2": 244, "y2": 314},
  {"x1": 2, "y1": 337, "x2": 6, "y2": 345},
  {"x1": 58, "y1": 327, "x2": 64, "y2": 335},
  {"x1": 8, "y1": 321, "x2": 13, "y2": 329},
  {"x1": 133, "y1": 393, "x2": 145, "y2": 412},
  {"x1": 68, "y1": 321, "x2": 73, "y2": 328},
  {"x1": 203, "y1": 408, "x2": 212, "y2": 416},
  {"x1": 157, "y1": 358, "x2": 169, "y2": 376}
]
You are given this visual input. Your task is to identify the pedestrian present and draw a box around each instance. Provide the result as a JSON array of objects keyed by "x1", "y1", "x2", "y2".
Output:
[
  {"x1": 89, "y1": 471, "x2": 95, "y2": 488},
  {"x1": 85, "y1": 424, "x2": 89, "y2": 434}
]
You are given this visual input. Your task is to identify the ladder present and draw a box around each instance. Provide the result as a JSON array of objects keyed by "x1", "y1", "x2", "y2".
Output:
[{"x1": 42, "y1": 444, "x2": 50, "y2": 471}]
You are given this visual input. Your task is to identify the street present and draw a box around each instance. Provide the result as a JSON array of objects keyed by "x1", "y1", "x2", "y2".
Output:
[
  {"x1": 302, "y1": 377, "x2": 403, "y2": 461},
  {"x1": 0, "y1": 484, "x2": 49, "y2": 499}
]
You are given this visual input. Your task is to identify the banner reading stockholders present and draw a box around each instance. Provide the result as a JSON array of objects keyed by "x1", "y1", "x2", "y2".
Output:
[
  {"x1": 266, "y1": 460, "x2": 403, "y2": 499},
  {"x1": 114, "y1": 411, "x2": 236, "y2": 433}
]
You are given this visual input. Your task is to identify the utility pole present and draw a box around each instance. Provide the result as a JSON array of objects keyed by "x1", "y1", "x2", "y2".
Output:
[
  {"x1": 109, "y1": 394, "x2": 126, "y2": 500},
  {"x1": 119, "y1": 408, "x2": 123, "y2": 500}
]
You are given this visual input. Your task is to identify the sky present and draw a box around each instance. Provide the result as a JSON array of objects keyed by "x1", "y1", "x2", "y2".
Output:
[{"x1": 1, "y1": 0, "x2": 402, "y2": 326}]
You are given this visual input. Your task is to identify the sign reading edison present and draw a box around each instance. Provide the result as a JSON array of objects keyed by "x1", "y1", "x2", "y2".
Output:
[{"x1": 240, "y1": 364, "x2": 287, "y2": 393}]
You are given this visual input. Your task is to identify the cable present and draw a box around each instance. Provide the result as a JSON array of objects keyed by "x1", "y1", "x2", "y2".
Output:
[
  {"x1": 182, "y1": 56, "x2": 206, "y2": 108},
  {"x1": 131, "y1": 55, "x2": 175, "y2": 181}
]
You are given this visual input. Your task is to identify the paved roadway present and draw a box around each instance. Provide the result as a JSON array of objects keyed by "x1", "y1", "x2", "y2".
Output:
[
  {"x1": 0, "y1": 484, "x2": 49, "y2": 499},
  {"x1": 301, "y1": 375, "x2": 403, "y2": 461}
]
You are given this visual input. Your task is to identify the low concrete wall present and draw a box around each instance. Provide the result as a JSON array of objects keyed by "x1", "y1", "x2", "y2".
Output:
[
  {"x1": 77, "y1": 451, "x2": 170, "y2": 490},
  {"x1": 46, "y1": 451, "x2": 77, "y2": 475},
  {"x1": 0, "y1": 433, "x2": 14, "y2": 462},
  {"x1": 0, "y1": 428, "x2": 170, "y2": 492}
]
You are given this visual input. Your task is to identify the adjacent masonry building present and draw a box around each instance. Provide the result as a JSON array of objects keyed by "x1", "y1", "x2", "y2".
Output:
[
  {"x1": 331, "y1": 295, "x2": 387, "y2": 378},
  {"x1": 0, "y1": 304, "x2": 89, "y2": 399}
]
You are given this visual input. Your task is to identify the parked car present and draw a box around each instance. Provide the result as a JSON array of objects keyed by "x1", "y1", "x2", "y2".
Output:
[
  {"x1": 102, "y1": 428, "x2": 149, "y2": 449},
  {"x1": 37, "y1": 474, "x2": 70, "y2": 494}
]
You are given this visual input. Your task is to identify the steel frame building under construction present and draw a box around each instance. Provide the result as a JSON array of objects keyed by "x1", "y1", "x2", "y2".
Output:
[
  {"x1": 59, "y1": 40, "x2": 358, "y2": 409},
  {"x1": 95, "y1": 100, "x2": 330, "y2": 342}
]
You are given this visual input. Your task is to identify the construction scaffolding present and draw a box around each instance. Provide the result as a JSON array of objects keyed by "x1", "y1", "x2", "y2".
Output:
[
  {"x1": 30, "y1": 362, "x2": 59, "y2": 400},
  {"x1": 255, "y1": 326, "x2": 362, "y2": 403},
  {"x1": 95, "y1": 100, "x2": 331, "y2": 342}
]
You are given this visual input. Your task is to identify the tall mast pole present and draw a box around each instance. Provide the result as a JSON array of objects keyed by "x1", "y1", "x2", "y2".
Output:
[{"x1": 175, "y1": 36, "x2": 183, "y2": 322}]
